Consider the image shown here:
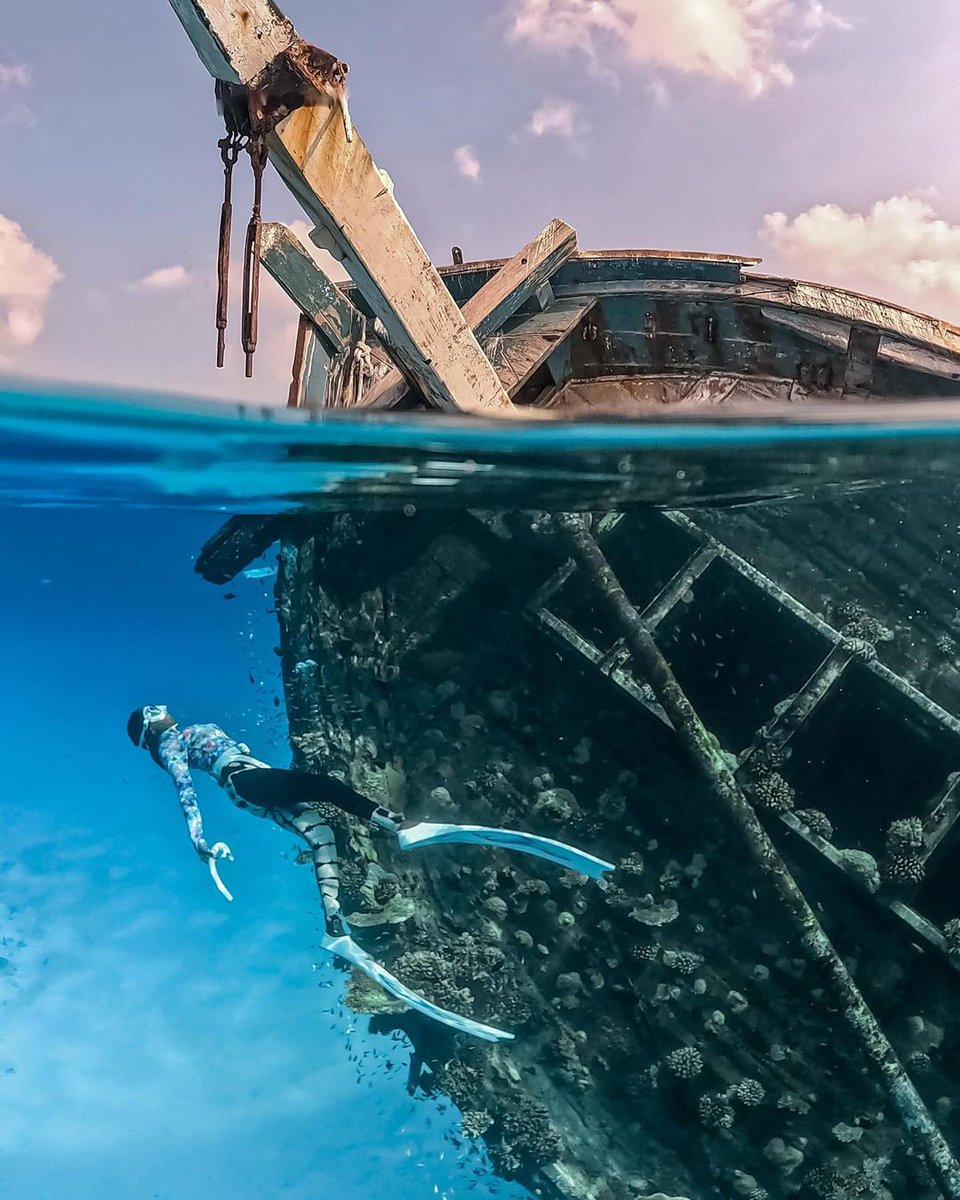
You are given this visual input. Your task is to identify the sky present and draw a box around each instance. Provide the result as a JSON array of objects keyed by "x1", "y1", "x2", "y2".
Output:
[
  {"x1": 3, "y1": 0, "x2": 960, "y2": 406},
  {"x1": 0, "y1": 506, "x2": 528, "y2": 1200}
]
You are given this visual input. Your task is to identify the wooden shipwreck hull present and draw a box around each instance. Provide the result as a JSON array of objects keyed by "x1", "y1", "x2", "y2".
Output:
[
  {"x1": 197, "y1": 492, "x2": 960, "y2": 1200},
  {"x1": 170, "y1": 4, "x2": 960, "y2": 1197}
]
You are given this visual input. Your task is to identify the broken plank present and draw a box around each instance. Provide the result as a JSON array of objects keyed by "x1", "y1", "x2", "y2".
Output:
[
  {"x1": 261, "y1": 223, "x2": 360, "y2": 355},
  {"x1": 169, "y1": 0, "x2": 511, "y2": 413},
  {"x1": 492, "y1": 297, "x2": 598, "y2": 396},
  {"x1": 360, "y1": 218, "x2": 578, "y2": 410},
  {"x1": 463, "y1": 219, "x2": 576, "y2": 340}
]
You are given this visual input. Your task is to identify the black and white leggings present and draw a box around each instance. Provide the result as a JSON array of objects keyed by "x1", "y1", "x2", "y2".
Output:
[{"x1": 224, "y1": 767, "x2": 385, "y2": 926}]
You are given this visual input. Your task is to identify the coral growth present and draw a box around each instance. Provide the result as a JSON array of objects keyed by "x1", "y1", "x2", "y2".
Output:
[
  {"x1": 795, "y1": 809, "x2": 834, "y2": 840},
  {"x1": 751, "y1": 770, "x2": 796, "y2": 813},
  {"x1": 698, "y1": 1093, "x2": 735, "y2": 1129},
  {"x1": 885, "y1": 817, "x2": 924, "y2": 856},
  {"x1": 664, "y1": 1046, "x2": 704, "y2": 1080},
  {"x1": 881, "y1": 854, "x2": 926, "y2": 887},
  {"x1": 729, "y1": 1079, "x2": 765, "y2": 1107}
]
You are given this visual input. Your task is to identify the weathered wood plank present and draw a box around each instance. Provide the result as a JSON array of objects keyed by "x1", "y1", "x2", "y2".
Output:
[
  {"x1": 844, "y1": 325, "x2": 881, "y2": 395},
  {"x1": 260, "y1": 222, "x2": 359, "y2": 355},
  {"x1": 360, "y1": 218, "x2": 579, "y2": 411},
  {"x1": 765, "y1": 307, "x2": 960, "y2": 381},
  {"x1": 168, "y1": 0, "x2": 511, "y2": 413},
  {"x1": 552, "y1": 275, "x2": 960, "y2": 358},
  {"x1": 492, "y1": 296, "x2": 598, "y2": 396},
  {"x1": 168, "y1": 0, "x2": 295, "y2": 82},
  {"x1": 463, "y1": 219, "x2": 576, "y2": 340}
]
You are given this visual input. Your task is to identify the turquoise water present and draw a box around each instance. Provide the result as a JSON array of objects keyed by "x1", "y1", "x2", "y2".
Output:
[{"x1": 5, "y1": 381, "x2": 960, "y2": 1200}]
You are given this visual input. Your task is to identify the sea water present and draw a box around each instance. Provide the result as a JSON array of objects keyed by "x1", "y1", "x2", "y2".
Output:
[{"x1": 4, "y1": 380, "x2": 960, "y2": 1200}]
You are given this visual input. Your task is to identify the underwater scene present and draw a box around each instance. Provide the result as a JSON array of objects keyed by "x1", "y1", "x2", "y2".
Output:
[
  {"x1": 6, "y1": 385, "x2": 960, "y2": 1200},
  {"x1": 10, "y1": 2, "x2": 960, "y2": 1198}
]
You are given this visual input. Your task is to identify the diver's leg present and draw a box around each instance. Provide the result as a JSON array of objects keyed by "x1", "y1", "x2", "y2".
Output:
[
  {"x1": 312, "y1": 828, "x2": 346, "y2": 937},
  {"x1": 231, "y1": 765, "x2": 403, "y2": 831},
  {"x1": 292, "y1": 816, "x2": 346, "y2": 937}
]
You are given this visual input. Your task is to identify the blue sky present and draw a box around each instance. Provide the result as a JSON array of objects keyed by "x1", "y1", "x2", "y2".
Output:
[
  {"x1": 0, "y1": 507, "x2": 528, "y2": 1200},
  {"x1": 3, "y1": 0, "x2": 960, "y2": 406}
]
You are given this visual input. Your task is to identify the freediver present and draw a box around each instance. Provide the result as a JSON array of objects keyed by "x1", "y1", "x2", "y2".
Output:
[{"x1": 128, "y1": 704, "x2": 614, "y2": 1041}]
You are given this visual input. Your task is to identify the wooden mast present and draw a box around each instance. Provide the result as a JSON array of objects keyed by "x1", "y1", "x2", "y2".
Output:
[{"x1": 168, "y1": 0, "x2": 513, "y2": 413}]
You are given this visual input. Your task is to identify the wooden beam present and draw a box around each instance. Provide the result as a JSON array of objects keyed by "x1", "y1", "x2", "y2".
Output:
[
  {"x1": 168, "y1": 0, "x2": 295, "y2": 82},
  {"x1": 360, "y1": 218, "x2": 578, "y2": 410},
  {"x1": 168, "y1": 0, "x2": 511, "y2": 413},
  {"x1": 492, "y1": 296, "x2": 598, "y2": 396},
  {"x1": 463, "y1": 218, "x2": 576, "y2": 340},
  {"x1": 553, "y1": 274, "x2": 960, "y2": 359},
  {"x1": 843, "y1": 325, "x2": 881, "y2": 395},
  {"x1": 765, "y1": 307, "x2": 960, "y2": 382},
  {"x1": 260, "y1": 222, "x2": 361, "y2": 355}
]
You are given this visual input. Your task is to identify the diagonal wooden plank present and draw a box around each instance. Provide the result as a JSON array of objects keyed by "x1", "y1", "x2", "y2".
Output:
[
  {"x1": 360, "y1": 219, "x2": 578, "y2": 410},
  {"x1": 492, "y1": 296, "x2": 597, "y2": 396},
  {"x1": 260, "y1": 223, "x2": 360, "y2": 355},
  {"x1": 463, "y1": 219, "x2": 576, "y2": 339},
  {"x1": 169, "y1": 0, "x2": 511, "y2": 412}
]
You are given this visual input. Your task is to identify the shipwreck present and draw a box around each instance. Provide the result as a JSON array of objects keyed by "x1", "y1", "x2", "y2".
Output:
[{"x1": 168, "y1": 3, "x2": 960, "y2": 1198}]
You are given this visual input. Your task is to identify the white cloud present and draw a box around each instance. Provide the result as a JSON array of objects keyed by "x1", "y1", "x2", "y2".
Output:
[
  {"x1": 507, "y1": 0, "x2": 851, "y2": 96},
  {"x1": 0, "y1": 214, "x2": 61, "y2": 352},
  {"x1": 286, "y1": 219, "x2": 351, "y2": 283},
  {"x1": 0, "y1": 63, "x2": 31, "y2": 89},
  {"x1": 0, "y1": 62, "x2": 35, "y2": 126},
  {"x1": 137, "y1": 264, "x2": 190, "y2": 290},
  {"x1": 527, "y1": 98, "x2": 580, "y2": 138},
  {"x1": 646, "y1": 78, "x2": 671, "y2": 108},
  {"x1": 760, "y1": 195, "x2": 960, "y2": 322},
  {"x1": 454, "y1": 144, "x2": 481, "y2": 182}
]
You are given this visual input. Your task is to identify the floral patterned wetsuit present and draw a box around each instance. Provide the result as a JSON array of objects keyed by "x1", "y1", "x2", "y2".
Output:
[
  {"x1": 156, "y1": 723, "x2": 264, "y2": 849},
  {"x1": 153, "y1": 722, "x2": 397, "y2": 933}
]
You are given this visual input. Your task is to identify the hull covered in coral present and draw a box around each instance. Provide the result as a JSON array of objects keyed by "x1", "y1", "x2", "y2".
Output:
[{"x1": 200, "y1": 490, "x2": 960, "y2": 1200}]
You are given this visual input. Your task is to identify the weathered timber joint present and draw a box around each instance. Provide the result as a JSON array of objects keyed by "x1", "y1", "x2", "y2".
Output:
[
  {"x1": 216, "y1": 37, "x2": 351, "y2": 142},
  {"x1": 249, "y1": 38, "x2": 353, "y2": 141}
]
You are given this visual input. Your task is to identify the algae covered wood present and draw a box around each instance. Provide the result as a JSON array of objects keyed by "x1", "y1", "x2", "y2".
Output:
[
  {"x1": 557, "y1": 513, "x2": 960, "y2": 1200},
  {"x1": 361, "y1": 218, "x2": 580, "y2": 411},
  {"x1": 168, "y1": 0, "x2": 511, "y2": 413}
]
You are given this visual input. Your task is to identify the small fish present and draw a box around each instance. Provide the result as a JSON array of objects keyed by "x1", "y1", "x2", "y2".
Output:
[{"x1": 243, "y1": 566, "x2": 277, "y2": 580}]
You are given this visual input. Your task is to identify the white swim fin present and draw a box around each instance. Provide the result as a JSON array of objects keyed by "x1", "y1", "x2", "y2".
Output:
[
  {"x1": 321, "y1": 928, "x2": 514, "y2": 1043},
  {"x1": 397, "y1": 822, "x2": 615, "y2": 880}
]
